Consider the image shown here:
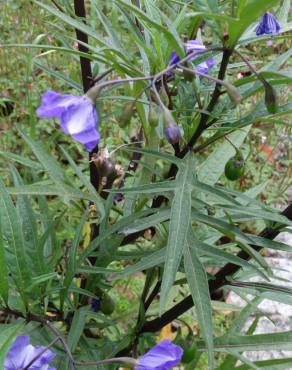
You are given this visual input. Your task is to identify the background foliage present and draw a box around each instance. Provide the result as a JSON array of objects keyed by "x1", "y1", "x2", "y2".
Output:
[{"x1": 0, "y1": 0, "x2": 292, "y2": 369}]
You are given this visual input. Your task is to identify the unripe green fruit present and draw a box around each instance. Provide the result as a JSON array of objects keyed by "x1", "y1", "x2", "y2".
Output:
[
  {"x1": 100, "y1": 292, "x2": 115, "y2": 315},
  {"x1": 224, "y1": 154, "x2": 245, "y2": 181},
  {"x1": 264, "y1": 83, "x2": 277, "y2": 114}
]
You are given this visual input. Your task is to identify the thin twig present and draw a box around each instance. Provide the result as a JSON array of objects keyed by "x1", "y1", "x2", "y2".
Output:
[{"x1": 51, "y1": 0, "x2": 64, "y2": 13}]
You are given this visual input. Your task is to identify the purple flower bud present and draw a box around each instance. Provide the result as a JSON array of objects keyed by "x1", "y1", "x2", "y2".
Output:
[
  {"x1": 166, "y1": 51, "x2": 181, "y2": 78},
  {"x1": 168, "y1": 51, "x2": 181, "y2": 67},
  {"x1": 256, "y1": 12, "x2": 280, "y2": 36},
  {"x1": 165, "y1": 124, "x2": 181, "y2": 145},
  {"x1": 37, "y1": 90, "x2": 100, "y2": 152},
  {"x1": 4, "y1": 336, "x2": 56, "y2": 370},
  {"x1": 135, "y1": 339, "x2": 183, "y2": 370},
  {"x1": 163, "y1": 109, "x2": 181, "y2": 145}
]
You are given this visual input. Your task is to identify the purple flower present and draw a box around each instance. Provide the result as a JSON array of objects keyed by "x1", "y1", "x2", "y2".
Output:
[
  {"x1": 185, "y1": 40, "x2": 214, "y2": 74},
  {"x1": 256, "y1": 12, "x2": 280, "y2": 36},
  {"x1": 167, "y1": 40, "x2": 214, "y2": 77},
  {"x1": 37, "y1": 90, "x2": 100, "y2": 152},
  {"x1": 4, "y1": 336, "x2": 56, "y2": 370},
  {"x1": 135, "y1": 339, "x2": 183, "y2": 370},
  {"x1": 165, "y1": 124, "x2": 181, "y2": 145}
]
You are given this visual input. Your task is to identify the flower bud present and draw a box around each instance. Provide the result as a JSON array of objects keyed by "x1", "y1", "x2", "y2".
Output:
[
  {"x1": 224, "y1": 82, "x2": 243, "y2": 105},
  {"x1": 163, "y1": 110, "x2": 181, "y2": 144},
  {"x1": 165, "y1": 124, "x2": 181, "y2": 145},
  {"x1": 119, "y1": 101, "x2": 136, "y2": 127},
  {"x1": 148, "y1": 103, "x2": 160, "y2": 126},
  {"x1": 264, "y1": 83, "x2": 277, "y2": 114},
  {"x1": 163, "y1": 109, "x2": 181, "y2": 144}
]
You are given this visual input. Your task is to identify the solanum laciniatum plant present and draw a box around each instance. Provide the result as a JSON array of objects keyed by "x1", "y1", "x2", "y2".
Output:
[{"x1": 0, "y1": 0, "x2": 292, "y2": 369}]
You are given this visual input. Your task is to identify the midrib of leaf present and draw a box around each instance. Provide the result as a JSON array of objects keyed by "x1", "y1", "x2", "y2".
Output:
[{"x1": 159, "y1": 153, "x2": 194, "y2": 312}]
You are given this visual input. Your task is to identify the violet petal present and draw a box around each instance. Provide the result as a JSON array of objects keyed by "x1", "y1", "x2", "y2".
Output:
[
  {"x1": 256, "y1": 12, "x2": 280, "y2": 36},
  {"x1": 136, "y1": 339, "x2": 183, "y2": 370},
  {"x1": 37, "y1": 90, "x2": 100, "y2": 152}
]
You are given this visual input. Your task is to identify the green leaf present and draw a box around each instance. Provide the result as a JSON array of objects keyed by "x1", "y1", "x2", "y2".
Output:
[
  {"x1": 195, "y1": 240, "x2": 264, "y2": 276},
  {"x1": 78, "y1": 266, "x2": 118, "y2": 274},
  {"x1": 200, "y1": 331, "x2": 292, "y2": 352},
  {"x1": 0, "y1": 179, "x2": 31, "y2": 304},
  {"x1": 120, "y1": 208, "x2": 170, "y2": 235},
  {"x1": 110, "y1": 180, "x2": 176, "y2": 194},
  {"x1": 19, "y1": 130, "x2": 68, "y2": 187},
  {"x1": 79, "y1": 208, "x2": 158, "y2": 262},
  {"x1": 195, "y1": 0, "x2": 219, "y2": 13},
  {"x1": 184, "y1": 231, "x2": 214, "y2": 369},
  {"x1": 227, "y1": 296, "x2": 263, "y2": 337},
  {"x1": 10, "y1": 166, "x2": 44, "y2": 277},
  {"x1": 67, "y1": 307, "x2": 87, "y2": 352},
  {"x1": 278, "y1": 0, "x2": 291, "y2": 25},
  {"x1": 34, "y1": 1, "x2": 107, "y2": 48},
  {"x1": 113, "y1": 248, "x2": 166, "y2": 279},
  {"x1": 191, "y1": 211, "x2": 254, "y2": 244},
  {"x1": 160, "y1": 153, "x2": 195, "y2": 311},
  {"x1": 0, "y1": 217, "x2": 9, "y2": 304},
  {"x1": 8, "y1": 184, "x2": 93, "y2": 201},
  {"x1": 93, "y1": 2, "x2": 123, "y2": 51},
  {"x1": 114, "y1": 0, "x2": 184, "y2": 57},
  {"x1": 124, "y1": 146, "x2": 183, "y2": 166},
  {"x1": 0, "y1": 322, "x2": 25, "y2": 368},
  {"x1": 0, "y1": 151, "x2": 42, "y2": 170},
  {"x1": 33, "y1": 60, "x2": 82, "y2": 91},
  {"x1": 219, "y1": 204, "x2": 292, "y2": 226},
  {"x1": 236, "y1": 357, "x2": 292, "y2": 370},
  {"x1": 60, "y1": 210, "x2": 88, "y2": 310}
]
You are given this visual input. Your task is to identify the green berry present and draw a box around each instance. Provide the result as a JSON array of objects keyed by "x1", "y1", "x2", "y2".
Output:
[
  {"x1": 224, "y1": 154, "x2": 245, "y2": 181},
  {"x1": 100, "y1": 293, "x2": 115, "y2": 315}
]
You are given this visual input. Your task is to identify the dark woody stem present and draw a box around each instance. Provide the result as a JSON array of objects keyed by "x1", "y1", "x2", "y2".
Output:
[
  {"x1": 73, "y1": 1, "x2": 92, "y2": 93},
  {"x1": 73, "y1": 0, "x2": 100, "y2": 194}
]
